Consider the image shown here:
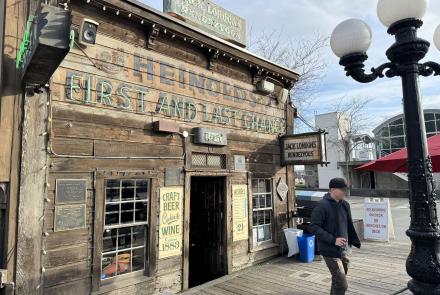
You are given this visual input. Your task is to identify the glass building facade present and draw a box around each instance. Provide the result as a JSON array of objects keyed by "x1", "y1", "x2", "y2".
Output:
[{"x1": 373, "y1": 110, "x2": 440, "y2": 158}]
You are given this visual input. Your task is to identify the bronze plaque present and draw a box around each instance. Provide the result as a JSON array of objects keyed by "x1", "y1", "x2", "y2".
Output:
[
  {"x1": 54, "y1": 204, "x2": 86, "y2": 231},
  {"x1": 165, "y1": 168, "x2": 183, "y2": 186},
  {"x1": 56, "y1": 179, "x2": 87, "y2": 204}
]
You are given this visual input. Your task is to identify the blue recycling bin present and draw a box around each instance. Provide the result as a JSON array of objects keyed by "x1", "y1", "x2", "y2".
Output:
[{"x1": 297, "y1": 234, "x2": 315, "y2": 263}]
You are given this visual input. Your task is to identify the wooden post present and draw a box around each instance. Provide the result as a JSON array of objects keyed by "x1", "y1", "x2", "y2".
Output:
[
  {"x1": 286, "y1": 104, "x2": 296, "y2": 228},
  {"x1": 15, "y1": 90, "x2": 49, "y2": 294}
]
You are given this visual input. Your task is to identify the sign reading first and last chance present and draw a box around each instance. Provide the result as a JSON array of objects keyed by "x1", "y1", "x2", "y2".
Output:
[{"x1": 281, "y1": 132, "x2": 327, "y2": 165}]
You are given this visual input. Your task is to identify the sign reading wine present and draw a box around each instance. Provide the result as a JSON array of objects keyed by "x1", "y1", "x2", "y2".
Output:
[{"x1": 159, "y1": 187, "x2": 184, "y2": 259}]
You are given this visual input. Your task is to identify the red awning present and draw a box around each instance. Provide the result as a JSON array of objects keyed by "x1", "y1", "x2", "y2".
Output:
[{"x1": 356, "y1": 134, "x2": 440, "y2": 173}]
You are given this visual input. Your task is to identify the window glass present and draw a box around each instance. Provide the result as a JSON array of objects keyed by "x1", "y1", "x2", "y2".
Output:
[
  {"x1": 390, "y1": 125, "x2": 404, "y2": 136},
  {"x1": 425, "y1": 113, "x2": 435, "y2": 121},
  {"x1": 426, "y1": 121, "x2": 436, "y2": 133},
  {"x1": 101, "y1": 179, "x2": 149, "y2": 281},
  {"x1": 251, "y1": 178, "x2": 273, "y2": 244}
]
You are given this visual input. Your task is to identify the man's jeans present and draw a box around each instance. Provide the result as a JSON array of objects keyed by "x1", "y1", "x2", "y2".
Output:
[{"x1": 323, "y1": 256, "x2": 350, "y2": 295}]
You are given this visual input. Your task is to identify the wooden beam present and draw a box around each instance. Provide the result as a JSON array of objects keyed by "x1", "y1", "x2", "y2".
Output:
[{"x1": 15, "y1": 90, "x2": 49, "y2": 294}]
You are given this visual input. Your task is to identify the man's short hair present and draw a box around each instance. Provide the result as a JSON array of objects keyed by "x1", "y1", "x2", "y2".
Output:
[{"x1": 329, "y1": 178, "x2": 348, "y2": 189}]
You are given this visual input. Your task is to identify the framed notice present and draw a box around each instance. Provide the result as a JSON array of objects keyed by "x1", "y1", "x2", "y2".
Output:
[
  {"x1": 364, "y1": 198, "x2": 395, "y2": 241},
  {"x1": 232, "y1": 185, "x2": 249, "y2": 241},
  {"x1": 280, "y1": 131, "x2": 328, "y2": 166},
  {"x1": 54, "y1": 204, "x2": 86, "y2": 232},
  {"x1": 159, "y1": 187, "x2": 184, "y2": 259},
  {"x1": 56, "y1": 179, "x2": 87, "y2": 204}
]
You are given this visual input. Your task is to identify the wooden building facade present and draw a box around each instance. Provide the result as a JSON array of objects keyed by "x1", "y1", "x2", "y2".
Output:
[{"x1": 0, "y1": 0, "x2": 299, "y2": 294}]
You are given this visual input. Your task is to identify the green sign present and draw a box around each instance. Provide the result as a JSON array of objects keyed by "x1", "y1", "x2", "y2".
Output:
[{"x1": 16, "y1": 16, "x2": 35, "y2": 69}]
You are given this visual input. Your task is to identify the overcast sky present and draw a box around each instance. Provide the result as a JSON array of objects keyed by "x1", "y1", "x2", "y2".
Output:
[{"x1": 141, "y1": 0, "x2": 440, "y2": 131}]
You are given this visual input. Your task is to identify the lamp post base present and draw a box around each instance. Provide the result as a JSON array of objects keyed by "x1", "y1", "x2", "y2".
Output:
[
  {"x1": 408, "y1": 280, "x2": 440, "y2": 295},
  {"x1": 406, "y1": 230, "x2": 440, "y2": 295}
]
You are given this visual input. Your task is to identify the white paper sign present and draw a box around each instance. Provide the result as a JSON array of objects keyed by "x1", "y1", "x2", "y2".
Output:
[{"x1": 364, "y1": 198, "x2": 394, "y2": 241}]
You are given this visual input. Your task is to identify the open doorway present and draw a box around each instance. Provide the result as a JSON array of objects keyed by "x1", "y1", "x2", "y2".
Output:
[{"x1": 189, "y1": 177, "x2": 226, "y2": 288}]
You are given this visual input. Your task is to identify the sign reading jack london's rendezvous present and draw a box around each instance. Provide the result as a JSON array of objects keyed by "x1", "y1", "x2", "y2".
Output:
[
  {"x1": 164, "y1": 0, "x2": 247, "y2": 46},
  {"x1": 281, "y1": 132, "x2": 327, "y2": 165}
]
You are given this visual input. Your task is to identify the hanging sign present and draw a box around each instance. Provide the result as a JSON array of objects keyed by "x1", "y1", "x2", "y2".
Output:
[
  {"x1": 364, "y1": 198, "x2": 395, "y2": 241},
  {"x1": 280, "y1": 131, "x2": 327, "y2": 165},
  {"x1": 232, "y1": 185, "x2": 249, "y2": 241},
  {"x1": 159, "y1": 187, "x2": 184, "y2": 259}
]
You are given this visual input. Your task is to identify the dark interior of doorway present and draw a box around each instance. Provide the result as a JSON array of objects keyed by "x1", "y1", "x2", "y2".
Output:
[{"x1": 189, "y1": 177, "x2": 226, "y2": 288}]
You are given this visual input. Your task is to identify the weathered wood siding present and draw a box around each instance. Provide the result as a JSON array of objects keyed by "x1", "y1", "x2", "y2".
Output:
[{"x1": 40, "y1": 1, "x2": 294, "y2": 294}]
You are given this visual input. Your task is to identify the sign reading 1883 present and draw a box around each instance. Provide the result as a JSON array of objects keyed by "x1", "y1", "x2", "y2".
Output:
[{"x1": 164, "y1": 0, "x2": 247, "y2": 46}]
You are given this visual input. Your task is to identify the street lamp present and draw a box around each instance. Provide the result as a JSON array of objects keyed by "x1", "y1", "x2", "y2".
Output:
[{"x1": 330, "y1": 0, "x2": 440, "y2": 294}]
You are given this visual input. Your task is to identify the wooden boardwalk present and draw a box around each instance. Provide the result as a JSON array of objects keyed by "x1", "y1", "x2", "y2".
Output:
[{"x1": 181, "y1": 241, "x2": 413, "y2": 295}]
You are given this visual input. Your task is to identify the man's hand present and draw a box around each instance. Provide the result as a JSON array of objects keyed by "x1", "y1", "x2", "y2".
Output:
[{"x1": 335, "y1": 238, "x2": 347, "y2": 247}]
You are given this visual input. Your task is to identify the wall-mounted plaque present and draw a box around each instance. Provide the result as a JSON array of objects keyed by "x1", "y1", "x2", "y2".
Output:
[
  {"x1": 234, "y1": 155, "x2": 246, "y2": 171},
  {"x1": 165, "y1": 168, "x2": 183, "y2": 186},
  {"x1": 56, "y1": 179, "x2": 87, "y2": 204},
  {"x1": 193, "y1": 128, "x2": 227, "y2": 146},
  {"x1": 54, "y1": 204, "x2": 86, "y2": 232},
  {"x1": 280, "y1": 131, "x2": 328, "y2": 165}
]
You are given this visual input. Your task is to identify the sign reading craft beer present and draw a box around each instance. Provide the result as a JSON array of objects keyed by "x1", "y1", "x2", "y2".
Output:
[
  {"x1": 281, "y1": 132, "x2": 327, "y2": 165},
  {"x1": 163, "y1": 0, "x2": 247, "y2": 47},
  {"x1": 159, "y1": 187, "x2": 184, "y2": 259}
]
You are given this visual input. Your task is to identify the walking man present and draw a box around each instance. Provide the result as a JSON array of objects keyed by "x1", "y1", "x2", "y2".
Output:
[{"x1": 310, "y1": 178, "x2": 361, "y2": 295}]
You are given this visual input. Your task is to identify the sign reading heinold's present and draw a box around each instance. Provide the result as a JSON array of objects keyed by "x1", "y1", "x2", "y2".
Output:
[{"x1": 280, "y1": 131, "x2": 327, "y2": 165}]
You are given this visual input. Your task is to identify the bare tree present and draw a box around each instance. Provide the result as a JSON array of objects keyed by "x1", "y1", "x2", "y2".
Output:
[
  {"x1": 327, "y1": 97, "x2": 372, "y2": 192},
  {"x1": 248, "y1": 30, "x2": 328, "y2": 111}
]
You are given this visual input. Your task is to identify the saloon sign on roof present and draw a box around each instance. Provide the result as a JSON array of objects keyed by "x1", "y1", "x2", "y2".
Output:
[{"x1": 164, "y1": 0, "x2": 247, "y2": 47}]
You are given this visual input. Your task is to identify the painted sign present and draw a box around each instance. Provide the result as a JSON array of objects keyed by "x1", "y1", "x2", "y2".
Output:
[
  {"x1": 159, "y1": 187, "x2": 184, "y2": 259},
  {"x1": 54, "y1": 204, "x2": 86, "y2": 232},
  {"x1": 163, "y1": 0, "x2": 247, "y2": 46},
  {"x1": 194, "y1": 127, "x2": 227, "y2": 146},
  {"x1": 232, "y1": 185, "x2": 249, "y2": 241},
  {"x1": 63, "y1": 70, "x2": 286, "y2": 135},
  {"x1": 56, "y1": 179, "x2": 87, "y2": 204},
  {"x1": 364, "y1": 198, "x2": 395, "y2": 241},
  {"x1": 281, "y1": 132, "x2": 327, "y2": 165}
]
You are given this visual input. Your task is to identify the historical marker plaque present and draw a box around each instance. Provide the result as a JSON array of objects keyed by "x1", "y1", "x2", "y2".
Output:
[
  {"x1": 54, "y1": 204, "x2": 86, "y2": 232},
  {"x1": 56, "y1": 179, "x2": 87, "y2": 204}
]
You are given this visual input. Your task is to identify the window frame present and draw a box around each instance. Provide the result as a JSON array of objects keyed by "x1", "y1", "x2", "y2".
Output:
[
  {"x1": 250, "y1": 178, "x2": 275, "y2": 247},
  {"x1": 92, "y1": 171, "x2": 158, "y2": 292}
]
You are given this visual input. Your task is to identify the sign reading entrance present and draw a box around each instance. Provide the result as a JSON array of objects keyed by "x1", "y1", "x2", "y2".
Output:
[
  {"x1": 281, "y1": 131, "x2": 327, "y2": 165},
  {"x1": 194, "y1": 127, "x2": 227, "y2": 146},
  {"x1": 159, "y1": 187, "x2": 184, "y2": 259},
  {"x1": 232, "y1": 185, "x2": 249, "y2": 241},
  {"x1": 163, "y1": 0, "x2": 247, "y2": 47},
  {"x1": 364, "y1": 198, "x2": 395, "y2": 241}
]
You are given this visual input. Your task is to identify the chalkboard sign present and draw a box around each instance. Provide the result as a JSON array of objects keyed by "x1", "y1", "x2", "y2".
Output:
[
  {"x1": 56, "y1": 179, "x2": 87, "y2": 204},
  {"x1": 54, "y1": 204, "x2": 86, "y2": 231}
]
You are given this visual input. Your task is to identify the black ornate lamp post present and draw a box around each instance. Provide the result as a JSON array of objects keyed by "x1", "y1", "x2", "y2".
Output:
[{"x1": 330, "y1": 0, "x2": 440, "y2": 294}]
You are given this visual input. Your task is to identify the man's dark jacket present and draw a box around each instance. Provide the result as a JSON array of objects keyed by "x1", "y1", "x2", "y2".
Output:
[{"x1": 310, "y1": 193, "x2": 361, "y2": 258}]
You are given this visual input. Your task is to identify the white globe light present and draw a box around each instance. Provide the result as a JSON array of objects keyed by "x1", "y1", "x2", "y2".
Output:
[
  {"x1": 330, "y1": 19, "x2": 372, "y2": 58},
  {"x1": 377, "y1": 0, "x2": 428, "y2": 27},
  {"x1": 434, "y1": 24, "x2": 440, "y2": 51}
]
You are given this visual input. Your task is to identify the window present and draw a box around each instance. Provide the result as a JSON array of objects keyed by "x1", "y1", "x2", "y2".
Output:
[
  {"x1": 101, "y1": 179, "x2": 149, "y2": 281},
  {"x1": 252, "y1": 179, "x2": 273, "y2": 244},
  {"x1": 191, "y1": 152, "x2": 226, "y2": 169}
]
